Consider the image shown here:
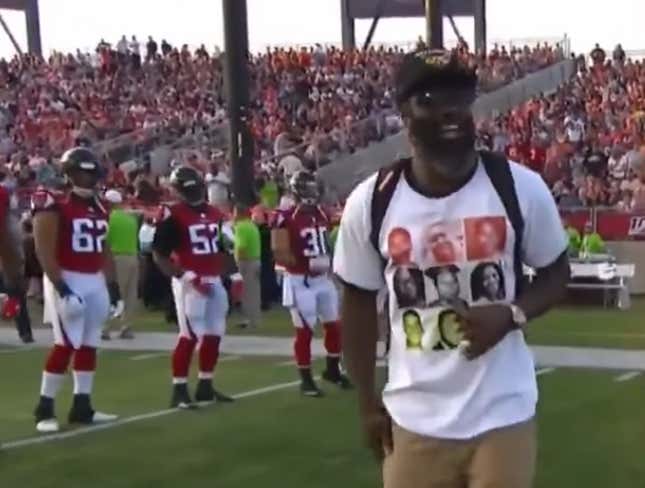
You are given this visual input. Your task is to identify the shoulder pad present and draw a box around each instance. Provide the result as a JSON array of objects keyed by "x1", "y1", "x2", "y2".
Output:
[{"x1": 155, "y1": 204, "x2": 173, "y2": 223}]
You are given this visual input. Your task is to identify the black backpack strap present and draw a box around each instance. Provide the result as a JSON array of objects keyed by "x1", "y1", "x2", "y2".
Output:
[
  {"x1": 370, "y1": 159, "x2": 409, "y2": 264},
  {"x1": 480, "y1": 151, "x2": 525, "y2": 297}
]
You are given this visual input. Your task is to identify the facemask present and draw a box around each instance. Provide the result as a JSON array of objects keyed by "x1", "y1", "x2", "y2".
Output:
[{"x1": 72, "y1": 186, "x2": 96, "y2": 198}]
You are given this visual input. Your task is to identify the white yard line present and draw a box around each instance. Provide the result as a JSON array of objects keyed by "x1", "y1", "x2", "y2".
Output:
[
  {"x1": 2, "y1": 378, "x2": 306, "y2": 450},
  {"x1": 276, "y1": 360, "x2": 296, "y2": 367},
  {"x1": 536, "y1": 367, "x2": 556, "y2": 376},
  {"x1": 129, "y1": 352, "x2": 168, "y2": 361},
  {"x1": 129, "y1": 354, "x2": 242, "y2": 362},
  {"x1": 614, "y1": 371, "x2": 641, "y2": 382},
  {"x1": 0, "y1": 346, "x2": 35, "y2": 355}
]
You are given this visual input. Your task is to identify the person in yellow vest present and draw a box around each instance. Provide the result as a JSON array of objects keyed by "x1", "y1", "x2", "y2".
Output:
[
  {"x1": 234, "y1": 204, "x2": 262, "y2": 329},
  {"x1": 580, "y1": 222, "x2": 606, "y2": 257},
  {"x1": 103, "y1": 190, "x2": 140, "y2": 339}
]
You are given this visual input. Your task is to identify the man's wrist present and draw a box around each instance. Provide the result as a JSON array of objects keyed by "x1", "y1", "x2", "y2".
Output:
[{"x1": 508, "y1": 303, "x2": 528, "y2": 329}]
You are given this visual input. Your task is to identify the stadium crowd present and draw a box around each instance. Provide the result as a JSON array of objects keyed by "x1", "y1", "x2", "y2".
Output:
[
  {"x1": 477, "y1": 44, "x2": 645, "y2": 212},
  {"x1": 0, "y1": 37, "x2": 564, "y2": 205}
]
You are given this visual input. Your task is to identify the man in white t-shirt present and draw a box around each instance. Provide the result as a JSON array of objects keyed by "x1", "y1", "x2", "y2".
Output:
[{"x1": 333, "y1": 49, "x2": 570, "y2": 488}]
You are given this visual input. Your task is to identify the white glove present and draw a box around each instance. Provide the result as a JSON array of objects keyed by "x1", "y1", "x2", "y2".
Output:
[
  {"x1": 60, "y1": 294, "x2": 85, "y2": 323},
  {"x1": 110, "y1": 299, "x2": 125, "y2": 319}
]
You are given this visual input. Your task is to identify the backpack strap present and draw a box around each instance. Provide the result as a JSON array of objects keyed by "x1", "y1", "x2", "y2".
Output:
[
  {"x1": 370, "y1": 159, "x2": 409, "y2": 263},
  {"x1": 480, "y1": 151, "x2": 525, "y2": 298}
]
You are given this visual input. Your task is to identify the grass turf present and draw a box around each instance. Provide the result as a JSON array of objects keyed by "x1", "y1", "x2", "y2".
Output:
[
  {"x1": 1, "y1": 349, "x2": 645, "y2": 487},
  {"x1": 130, "y1": 298, "x2": 645, "y2": 350},
  {"x1": 10, "y1": 296, "x2": 645, "y2": 350}
]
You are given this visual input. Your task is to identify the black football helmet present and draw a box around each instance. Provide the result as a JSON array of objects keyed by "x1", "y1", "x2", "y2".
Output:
[
  {"x1": 170, "y1": 165, "x2": 206, "y2": 206},
  {"x1": 289, "y1": 170, "x2": 320, "y2": 206},
  {"x1": 60, "y1": 146, "x2": 103, "y2": 194}
]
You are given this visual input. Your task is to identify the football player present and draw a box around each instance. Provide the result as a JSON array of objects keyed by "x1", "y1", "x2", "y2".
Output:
[
  {"x1": 32, "y1": 147, "x2": 121, "y2": 433},
  {"x1": 272, "y1": 170, "x2": 351, "y2": 397},
  {"x1": 0, "y1": 185, "x2": 27, "y2": 330},
  {"x1": 152, "y1": 165, "x2": 233, "y2": 409}
]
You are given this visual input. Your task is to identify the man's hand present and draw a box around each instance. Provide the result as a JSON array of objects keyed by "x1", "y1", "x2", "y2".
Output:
[
  {"x1": 360, "y1": 399, "x2": 393, "y2": 463},
  {"x1": 456, "y1": 304, "x2": 514, "y2": 360}
]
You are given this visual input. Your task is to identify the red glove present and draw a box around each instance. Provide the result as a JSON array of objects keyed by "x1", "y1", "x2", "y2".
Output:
[{"x1": 1, "y1": 295, "x2": 21, "y2": 320}]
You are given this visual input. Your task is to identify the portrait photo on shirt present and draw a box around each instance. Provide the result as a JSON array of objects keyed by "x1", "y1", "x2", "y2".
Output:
[
  {"x1": 421, "y1": 221, "x2": 466, "y2": 266},
  {"x1": 424, "y1": 264, "x2": 468, "y2": 308},
  {"x1": 470, "y1": 261, "x2": 507, "y2": 303},
  {"x1": 464, "y1": 216, "x2": 507, "y2": 261},
  {"x1": 387, "y1": 226, "x2": 413, "y2": 265},
  {"x1": 392, "y1": 266, "x2": 426, "y2": 308},
  {"x1": 402, "y1": 309, "x2": 424, "y2": 350}
]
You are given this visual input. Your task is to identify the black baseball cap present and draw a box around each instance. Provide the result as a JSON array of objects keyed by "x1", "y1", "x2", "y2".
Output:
[{"x1": 395, "y1": 49, "x2": 478, "y2": 106}]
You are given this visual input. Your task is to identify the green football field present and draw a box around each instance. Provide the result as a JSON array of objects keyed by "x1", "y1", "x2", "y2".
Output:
[
  {"x1": 1, "y1": 349, "x2": 645, "y2": 487},
  {"x1": 129, "y1": 298, "x2": 645, "y2": 350},
  {"x1": 2, "y1": 299, "x2": 645, "y2": 487}
]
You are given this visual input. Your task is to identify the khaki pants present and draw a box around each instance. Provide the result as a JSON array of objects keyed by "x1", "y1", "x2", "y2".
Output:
[
  {"x1": 110, "y1": 254, "x2": 139, "y2": 329},
  {"x1": 383, "y1": 419, "x2": 536, "y2": 488},
  {"x1": 238, "y1": 259, "x2": 261, "y2": 328}
]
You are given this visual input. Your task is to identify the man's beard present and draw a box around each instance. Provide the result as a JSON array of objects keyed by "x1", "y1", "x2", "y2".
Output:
[{"x1": 409, "y1": 116, "x2": 477, "y2": 180}]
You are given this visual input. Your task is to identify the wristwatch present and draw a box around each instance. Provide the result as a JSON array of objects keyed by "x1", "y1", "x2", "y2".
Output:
[{"x1": 509, "y1": 304, "x2": 528, "y2": 328}]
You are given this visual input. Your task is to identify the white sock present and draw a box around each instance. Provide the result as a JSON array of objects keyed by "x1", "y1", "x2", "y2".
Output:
[
  {"x1": 172, "y1": 377, "x2": 188, "y2": 385},
  {"x1": 40, "y1": 372, "x2": 65, "y2": 399},
  {"x1": 198, "y1": 372, "x2": 213, "y2": 380},
  {"x1": 73, "y1": 371, "x2": 95, "y2": 395}
]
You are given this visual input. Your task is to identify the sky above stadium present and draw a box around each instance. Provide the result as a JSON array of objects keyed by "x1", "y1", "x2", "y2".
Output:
[{"x1": 1, "y1": 0, "x2": 644, "y2": 58}]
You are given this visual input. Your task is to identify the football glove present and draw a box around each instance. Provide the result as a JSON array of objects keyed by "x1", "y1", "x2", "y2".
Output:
[
  {"x1": 1, "y1": 295, "x2": 21, "y2": 320},
  {"x1": 60, "y1": 294, "x2": 85, "y2": 322},
  {"x1": 55, "y1": 281, "x2": 84, "y2": 322},
  {"x1": 180, "y1": 271, "x2": 213, "y2": 297}
]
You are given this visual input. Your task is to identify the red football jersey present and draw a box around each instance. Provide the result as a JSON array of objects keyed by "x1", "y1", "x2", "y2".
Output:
[
  {"x1": 31, "y1": 190, "x2": 109, "y2": 273},
  {"x1": 275, "y1": 205, "x2": 331, "y2": 275},
  {"x1": 153, "y1": 202, "x2": 225, "y2": 276}
]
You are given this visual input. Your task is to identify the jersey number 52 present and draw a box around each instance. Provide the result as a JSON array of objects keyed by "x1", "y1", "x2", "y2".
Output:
[{"x1": 189, "y1": 223, "x2": 220, "y2": 255}]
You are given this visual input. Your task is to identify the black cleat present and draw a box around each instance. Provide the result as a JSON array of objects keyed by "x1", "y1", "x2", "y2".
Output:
[
  {"x1": 20, "y1": 333, "x2": 35, "y2": 344},
  {"x1": 195, "y1": 379, "x2": 216, "y2": 402},
  {"x1": 298, "y1": 368, "x2": 324, "y2": 397},
  {"x1": 300, "y1": 378, "x2": 324, "y2": 397},
  {"x1": 170, "y1": 383, "x2": 197, "y2": 410},
  {"x1": 68, "y1": 394, "x2": 118, "y2": 424},
  {"x1": 322, "y1": 370, "x2": 353, "y2": 390},
  {"x1": 34, "y1": 396, "x2": 59, "y2": 433}
]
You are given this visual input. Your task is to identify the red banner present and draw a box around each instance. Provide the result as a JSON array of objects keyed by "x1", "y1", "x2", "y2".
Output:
[
  {"x1": 597, "y1": 211, "x2": 645, "y2": 241},
  {"x1": 560, "y1": 208, "x2": 645, "y2": 241}
]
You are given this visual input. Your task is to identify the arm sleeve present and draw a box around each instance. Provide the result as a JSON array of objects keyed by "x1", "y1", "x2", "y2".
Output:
[
  {"x1": 152, "y1": 216, "x2": 180, "y2": 257},
  {"x1": 332, "y1": 177, "x2": 385, "y2": 291},
  {"x1": 519, "y1": 170, "x2": 568, "y2": 269}
]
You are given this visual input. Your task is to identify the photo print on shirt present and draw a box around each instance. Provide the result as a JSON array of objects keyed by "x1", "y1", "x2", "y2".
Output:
[
  {"x1": 421, "y1": 221, "x2": 466, "y2": 267},
  {"x1": 463, "y1": 216, "x2": 507, "y2": 261},
  {"x1": 424, "y1": 264, "x2": 469, "y2": 309},
  {"x1": 387, "y1": 226, "x2": 413, "y2": 265},
  {"x1": 470, "y1": 261, "x2": 507, "y2": 304},
  {"x1": 402, "y1": 309, "x2": 424, "y2": 350},
  {"x1": 392, "y1": 266, "x2": 426, "y2": 308}
]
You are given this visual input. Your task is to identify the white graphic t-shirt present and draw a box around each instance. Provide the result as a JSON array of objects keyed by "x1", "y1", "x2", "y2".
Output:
[{"x1": 333, "y1": 160, "x2": 567, "y2": 439}]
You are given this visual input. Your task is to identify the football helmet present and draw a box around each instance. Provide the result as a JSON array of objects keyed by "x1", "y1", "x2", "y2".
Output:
[
  {"x1": 289, "y1": 170, "x2": 320, "y2": 206},
  {"x1": 170, "y1": 165, "x2": 206, "y2": 206},
  {"x1": 60, "y1": 147, "x2": 103, "y2": 197}
]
